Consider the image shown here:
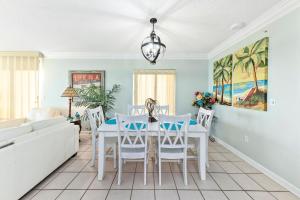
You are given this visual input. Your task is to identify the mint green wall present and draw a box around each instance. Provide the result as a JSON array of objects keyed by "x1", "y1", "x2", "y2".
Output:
[
  {"x1": 41, "y1": 59, "x2": 208, "y2": 116},
  {"x1": 208, "y1": 8, "x2": 300, "y2": 189},
  {"x1": 40, "y1": 7, "x2": 300, "y2": 191}
]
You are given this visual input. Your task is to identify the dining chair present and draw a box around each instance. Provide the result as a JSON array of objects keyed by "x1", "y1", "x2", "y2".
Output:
[
  {"x1": 116, "y1": 113, "x2": 149, "y2": 185},
  {"x1": 188, "y1": 108, "x2": 215, "y2": 165},
  {"x1": 87, "y1": 106, "x2": 117, "y2": 167},
  {"x1": 157, "y1": 114, "x2": 191, "y2": 185},
  {"x1": 128, "y1": 105, "x2": 146, "y2": 115},
  {"x1": 154, "y1": 105, "x2": 169, "y2": 115}
]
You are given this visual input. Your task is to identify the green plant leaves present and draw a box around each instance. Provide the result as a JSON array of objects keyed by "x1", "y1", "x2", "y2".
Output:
[{"x1": 75, "y1": 84, "x2": 121, "y2": 119}]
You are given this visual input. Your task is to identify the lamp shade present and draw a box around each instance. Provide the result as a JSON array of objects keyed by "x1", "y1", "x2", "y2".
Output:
[{"x1": 61, "y1": 86, "x2": 78, "y2": 97}]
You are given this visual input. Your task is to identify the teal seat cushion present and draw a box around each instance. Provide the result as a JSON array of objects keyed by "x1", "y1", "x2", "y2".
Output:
[
  {"x1": 160, "y1": 119, "x2": 198, "y2": 131},
  {"x1": 105, "y1": 118, "x2": 117, "y2": 125},
  {"x1": 105, "y1": 118, "x2": 146, "y2": 130},
  {"x1": 125, "y1": 123, "x2": 147, "y2": 130},
  {"x1": 189, "y1": 119, "x2": 197, "y2": 125}
]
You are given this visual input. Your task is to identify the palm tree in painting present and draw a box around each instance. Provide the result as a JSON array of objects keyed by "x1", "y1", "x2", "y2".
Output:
[
  {"x1": 213, "y1": 60, "x2": 222, "y2": 101},
  {"x1": 214, "y1": 56, "x2": 231, "y2": 104},
  {"x1": 223, "y1": 55, "x2": 232, "y2": 102},
  {"x1": 234, "y1": 37, "x2": 268, "y2": 92}
]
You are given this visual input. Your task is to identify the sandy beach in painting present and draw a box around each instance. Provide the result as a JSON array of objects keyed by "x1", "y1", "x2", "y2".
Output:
[{"x1": 232, "y1": 80, "x2": 267, "y2": 111}]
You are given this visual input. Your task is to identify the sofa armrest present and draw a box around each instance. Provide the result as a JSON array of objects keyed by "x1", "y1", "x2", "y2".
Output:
[{"x1": 0, "y1": 118, "x2": 26, "y2": 129}]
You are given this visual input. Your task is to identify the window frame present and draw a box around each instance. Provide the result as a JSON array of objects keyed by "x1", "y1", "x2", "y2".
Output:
[{"x1": 133, "y1": 69, "x2": 176, "y2": 114}]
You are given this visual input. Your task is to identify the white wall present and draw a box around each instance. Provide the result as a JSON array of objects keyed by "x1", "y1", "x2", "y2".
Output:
[
  {"x1": 208, "y1": 8, "x2": 300, "y2": 190},
  {"x1": 41, "y1": 59, "x2": 208, "y2": 116}
]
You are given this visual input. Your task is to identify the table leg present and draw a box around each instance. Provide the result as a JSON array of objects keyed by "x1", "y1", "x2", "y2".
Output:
[
  {"x1": 98, "y1": 134, "x2": 105, "y2": 180},
  {"x1": 199, "y1": 134, "x2": 206, "y2": 180},
  {"x1": 206, "y1": 133, "x2": 209, "y2": 167}
]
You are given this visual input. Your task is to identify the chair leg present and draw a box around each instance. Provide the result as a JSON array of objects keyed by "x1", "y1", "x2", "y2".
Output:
[
  {"x1": 118, "y1": 157, "x2": 122, "y2": 185},
  {"x1": 91, "y1": 135, "x2": 96, "y2": 166},
  {"x1": 144, "y1": 156, "x2": 147, "y2": 185},
  {"x1": 158, "y1": 158, "x2": 162, "y2": 186},
  {"x1": 206, "y1": 134, "x2": 209, "y2": 167},
  {"x1": 113, "y1": 143, "x2": 117, "y2": 169},
  {"x1": 183, "y1": 158, "x2": 188, "y2": 186}
]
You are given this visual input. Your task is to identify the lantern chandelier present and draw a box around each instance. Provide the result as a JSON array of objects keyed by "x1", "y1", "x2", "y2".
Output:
[{"x1": 141, "y1": 18, "x2": 166, "y2": 64}]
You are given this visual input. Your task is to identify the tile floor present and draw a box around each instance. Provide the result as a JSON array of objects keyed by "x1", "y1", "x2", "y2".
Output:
[{"x1": 21, "y1": 133, "x2": 299, "y2": 200}]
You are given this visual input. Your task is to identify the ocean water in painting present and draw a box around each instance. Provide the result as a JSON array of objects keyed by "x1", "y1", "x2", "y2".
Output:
[{"x1": 233, "y1": 80, "x2": 268, "y2": 95}]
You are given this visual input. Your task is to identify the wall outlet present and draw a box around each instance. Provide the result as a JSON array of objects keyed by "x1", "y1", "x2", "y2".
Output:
[
  {"x1": 244, "y1": 135, "x2": 249, "y2": 143},
  {"x1": 270, "y1": 99, "x2": 276, "y2": 106}
]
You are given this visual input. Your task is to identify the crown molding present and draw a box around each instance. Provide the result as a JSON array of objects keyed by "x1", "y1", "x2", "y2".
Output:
[
  {"x1": 208, "y1": 0, "x2": 300, "y2": 59},
  {"x1": 44, "y1": 52, "x2": 208, "y2": 60},
  {"x1": 0, "y1": 51, "x2": 44, "y2": 57}
]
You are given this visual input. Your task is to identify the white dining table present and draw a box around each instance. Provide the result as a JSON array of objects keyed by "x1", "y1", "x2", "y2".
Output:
[{"x1": 97, "y1": 122, "x2": 208, "y2": 181}]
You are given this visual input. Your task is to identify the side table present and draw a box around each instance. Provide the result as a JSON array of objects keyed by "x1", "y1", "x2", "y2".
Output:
[{"x1": 70, "y1": 119, "x2": 82, "y2": 141}]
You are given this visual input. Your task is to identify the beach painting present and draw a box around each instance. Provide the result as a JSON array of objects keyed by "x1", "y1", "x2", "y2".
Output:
[
  {"x1": 232, "y1": 37, "x2": 268, "y2": 111},
  {"x1": 213, "y1": 54, "x2": 232, "y2": 106}
]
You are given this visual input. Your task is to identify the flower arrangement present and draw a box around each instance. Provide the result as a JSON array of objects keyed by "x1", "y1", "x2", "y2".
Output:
[{"x1": 192, "y1": 91, "x2": 216, "y2": 110}]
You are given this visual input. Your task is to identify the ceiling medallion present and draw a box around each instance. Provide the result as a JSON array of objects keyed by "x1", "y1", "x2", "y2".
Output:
[{"x1": 141, "y1": 18, "x2": 166, "y2": 64}]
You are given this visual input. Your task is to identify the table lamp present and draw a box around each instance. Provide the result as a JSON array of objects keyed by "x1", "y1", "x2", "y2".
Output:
[{"x1": 61, "y1": 86, "x2": 79, "y2": 119}]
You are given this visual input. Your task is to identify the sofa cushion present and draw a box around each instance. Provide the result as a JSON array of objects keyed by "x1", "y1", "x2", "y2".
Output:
[
  {"x1": 0, "y1": 125, "x2": 32, "y2": 142},
  {"x1": 29, "y1": 117, "x2": 67, "y2": 131}
]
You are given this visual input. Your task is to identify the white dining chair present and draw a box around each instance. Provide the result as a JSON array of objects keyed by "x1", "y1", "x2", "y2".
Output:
[
  {"x1": 128, "y1": 105, "x2": 147, "y2": 115},
  {"x1": 157, "y1": 114, "x2": 191, "y2": 185},
  {"x1": 87, "y1": 106, "x2": 117, "y2": 167},
  {"x1": 116, "y1": 114, "x2": 149, "y2": 185},
  {"x1": 188, "y1": 108, "x2": 215, "y2": 165},
  {"x1": 154, "y1": 105, "x2": 169, "y2": 116}
]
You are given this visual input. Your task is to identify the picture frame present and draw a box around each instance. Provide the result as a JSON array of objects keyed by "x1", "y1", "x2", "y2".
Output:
[{"x1": 69, "y1": 70, "x2": 105, "y2": 101}]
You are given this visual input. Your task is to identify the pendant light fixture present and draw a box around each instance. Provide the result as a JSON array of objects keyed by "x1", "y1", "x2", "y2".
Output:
[{"x1": 141, "y1": 18, "x2": 166, "y2": 64}]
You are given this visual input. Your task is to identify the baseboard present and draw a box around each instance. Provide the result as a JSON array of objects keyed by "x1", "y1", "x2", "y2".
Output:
[{"x1": 214, "y1": 137, "x2": 300, "y2": 197}]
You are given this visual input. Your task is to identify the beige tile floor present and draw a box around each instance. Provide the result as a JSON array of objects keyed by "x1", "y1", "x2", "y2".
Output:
[{"x1": 20, "y1": 133, "x2": 299, "y2": 200}]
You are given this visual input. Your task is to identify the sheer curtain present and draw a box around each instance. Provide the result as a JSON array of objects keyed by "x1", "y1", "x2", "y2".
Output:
[
  {"x1": 133, "y1": 70, "x2": 176, "y2": 115},
  {"x1": 0, "y1": 52, "x2": 42, "y2": 120}
]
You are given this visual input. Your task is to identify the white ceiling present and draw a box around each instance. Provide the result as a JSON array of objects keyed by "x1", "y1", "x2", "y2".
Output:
[{"x1": 0, "y1": 0, "x2": 285, "y2": 58}]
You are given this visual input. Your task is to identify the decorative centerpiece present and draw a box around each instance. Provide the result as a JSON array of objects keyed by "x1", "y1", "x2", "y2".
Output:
[
  {"x1": 192, "y1": 91, "x2": 216, "y2": 110},
  {"x1": 145, "y1": 98, "x2": 157, "y2": 122}
]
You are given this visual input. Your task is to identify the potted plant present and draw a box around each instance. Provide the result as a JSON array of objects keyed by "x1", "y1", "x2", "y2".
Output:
[{"x1": 74, "y1": 84, "x2": 120, "y2": 119}]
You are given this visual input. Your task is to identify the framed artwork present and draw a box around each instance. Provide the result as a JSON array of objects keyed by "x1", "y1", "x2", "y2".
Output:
[
  {"x1": 232, "y1": 37, "x2": 268, "y2": 111},
  {"x1": 213, "y1": 54, "x2": 233, "y2": 106},
  {"x1": 69, "y1": 70, "x2": 105, "y2": 100}
]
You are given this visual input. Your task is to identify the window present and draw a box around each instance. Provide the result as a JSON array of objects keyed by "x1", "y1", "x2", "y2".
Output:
[
  {"x1": 0, "y1": 52, "x2": 42, "y2": 120},
  {"x1": 133, "y1": 69, "x2": 176, "y2": 114}
]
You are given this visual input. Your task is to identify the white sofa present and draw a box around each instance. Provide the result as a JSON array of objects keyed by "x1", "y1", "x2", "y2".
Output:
[
  {"x1": 27, "y1": 106, "x2": 90, "y2": 130},
  {"x1": 0, "y1": 117, "x2": 79, "y2": 200}
]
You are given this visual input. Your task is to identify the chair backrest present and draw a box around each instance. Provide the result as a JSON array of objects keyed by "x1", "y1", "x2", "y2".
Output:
[
  {"x1": 128, "y1": 105, "x2": 146, "y2": 115},
  {"x1": 154, "y1": 105, "x2": 169, "y2": 115},
  {"x1": 197, "y1": 107, "x2": 215, "y2": 131},
  {"x1": 86, "y1": 106, "x2": 105, "y2": 134},
  {"x1": 158, "y1": 114, "x2": 191, "y2": 149},
  {"x1": 116, "y1": 114, "x2": 149, "y2": 150}
]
